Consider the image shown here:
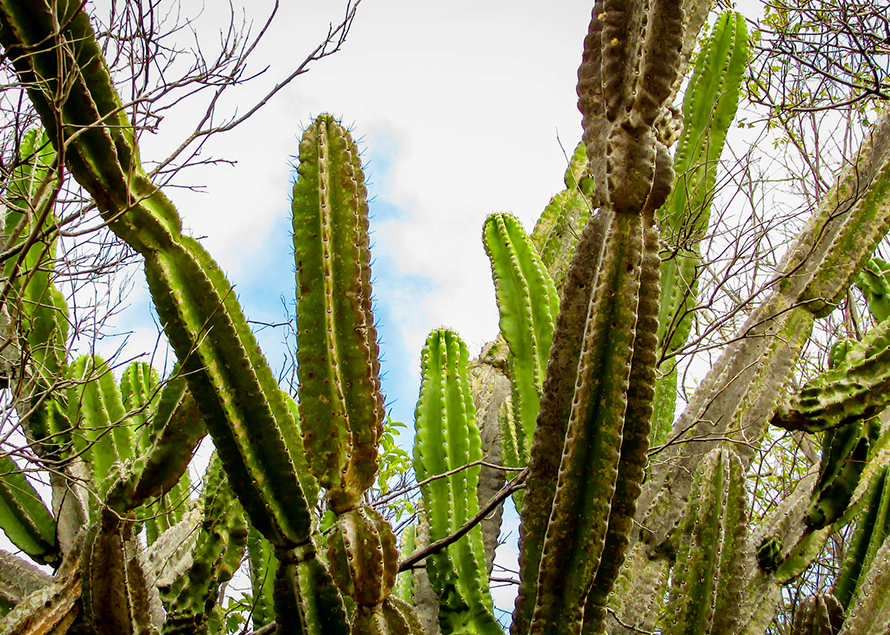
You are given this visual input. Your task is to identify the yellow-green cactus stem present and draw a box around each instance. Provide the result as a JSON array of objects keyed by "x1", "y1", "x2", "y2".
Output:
[
  {"x1": 292, "y1": 114, "x2": 384, "y2": 515},
  {"x1": 414, "y1": 329, "x2": 500, "y2": 635},
  {"x1": 104, "y1": 372, "x2": 207, "y2": 517},
  {"x1": 483, "y1": 212, "x2": 558, "y2": 473},
  {"x1": 530, "y1": 143, "x2": 594, "y2": 289},
  {"x1": 274, "y1": 551, "x2": 350, "y2": 635},
  {"x1": 663, "y1": 448, "x2": 748, "y2": 635},
  {"x1": 0, "y1": 452, "x2": 58, "y2": 566},
  {"x1": 119, "y1": 361, "x2": 161, "y2": 450},
  {"x1": 67, "y1": 354, "x2": 133, "y2": 499},
  {"x1": 326, "y1": 505, "x2": 398, "y2": 607}
]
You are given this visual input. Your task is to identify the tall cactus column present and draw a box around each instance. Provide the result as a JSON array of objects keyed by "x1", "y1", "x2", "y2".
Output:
[
  {"x1": 513, "y1": 2, "x2": 683, "y2": 635},
  {"x1": 292, "y1": 114, "x2": 420, "y2": 635}
]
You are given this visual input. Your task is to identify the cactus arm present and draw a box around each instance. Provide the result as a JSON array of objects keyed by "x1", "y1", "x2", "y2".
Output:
[
  {"x1": 772, "y1": 316, "x2": 890, "y2": 432},
  {"x1": 0, "y1": 453, "x2": 58, "y2": 566},
  {"x1": 81, "y1": 516, "x2": 164, "y2": 634},
  {"x1": 274, "y1": 555, "x2": 350, "y2": 635},
  {"x1": 161, "y1": 453, "x2": 248, "y2": 634},
  {"x1": 104, "y1": 374, "x2": 207, "y2": 515},
  {"x1": 144, "y1": 239, "x2": 316, "y2": 549},
  {"x1": 837, "y1": 537, "x2": 890, "y2": 635},
  {"x1": 651, "y1": 12, "x2": 748, "y2": 443},
  {"x1": 832, "y1": 466, "x2": 890, "y2": 610},
  {"x1": 67, "y1": 355, "x2": 129, "y2": 499},
  {"x1": 393, "y1": 525, "x2": 417, "y2": 606},
  {"x1": 512, "y1": 210, "x2": 609, "y2": 635},
  {"x1": 119, "y1": 361, "x2": 161, "y2": 452},
  {"x1": 292, "y1": 115, "x2": 384, "y2": 515},
  {"x1": 804, "y1": 417, "x2": 880, "y2": 529},
  {"x1": 413, "y1": 329, "x2": 499, "y2": 635},
  {"x1": 790, "y1": 594, "x2": 844, "y2": 635},
  {"x1": 855, "y1": 257, "x2": 890, "y2": 322},
  {"x1": 483, "y1": 213, "x2": 559, "y2": 468},
  {"x1": 247, "y1": 526, "x2": 278, "y2": 630},
  {"x1": 518, "y1": 209, "x2": 651, "y2": 635},
  {"x1": 0, "y1": 0, "x2": 321, "y2": 559},
  {"x1": 662, "y1": 448, "x2": 748, "y2": 635},
  {"x1": 581, "y1": 216, "x2": 659, "y2": 632}
]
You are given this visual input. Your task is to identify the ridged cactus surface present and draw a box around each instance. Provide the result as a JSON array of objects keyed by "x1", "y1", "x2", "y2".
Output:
[
  {"x1": 483, "y1": 212, "x2": 558, "y2": 473},
  {"x1": 414, "y1": 329, "x2": 500, "y2": 635},
  {"x1": 292, "y1": 115, "x2": 385, "y2": 515}
]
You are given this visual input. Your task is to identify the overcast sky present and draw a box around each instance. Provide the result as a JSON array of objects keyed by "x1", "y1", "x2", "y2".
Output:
[{"x1": 107, "y1": 0, "x2": 594, "y2": 431}]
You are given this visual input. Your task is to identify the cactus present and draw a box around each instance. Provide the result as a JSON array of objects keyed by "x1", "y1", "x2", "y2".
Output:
[
  {"x1": 6, "y1": 2, "x2": 890, "y2": 635},
  {"x1": 663, "y1": 448, "x2": 748, "y2": 635},
  {"x1": 651, "y1": 11, "x2": 748, "y2": 444},
  {"x1": 483, "y1": 213, "x2": 559, "y2": 477},
  {"x1": 790, "y1": 594, "x2": 844, "y2": 635},
  {"x1": 413, "y1": 329, "x2": 500, "y2": 635}
]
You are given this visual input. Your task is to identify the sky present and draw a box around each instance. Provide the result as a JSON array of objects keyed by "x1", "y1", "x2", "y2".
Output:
[{"x1": 105, "y1": 0, "x2": 594, "y2": 445}]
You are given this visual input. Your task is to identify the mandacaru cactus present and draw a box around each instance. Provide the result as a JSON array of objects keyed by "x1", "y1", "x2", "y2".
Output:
[
  {"x1": 6, "y1": 2, "x2": 890, "y2": 635},
  {"x1": 413, "y1": 329, "x2": 501, "y2": 635}
]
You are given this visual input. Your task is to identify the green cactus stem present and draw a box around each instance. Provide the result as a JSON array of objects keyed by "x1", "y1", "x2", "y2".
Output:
[
  {"x1": 161, "y1": 453, "x2": 248, "y2": 635},
  {"x1": 81, "y1": 513, "x2": 163, "y2": 634},
  {"x1": 1, "y1": 127, "x2": 68, "y2": 388},
  {"x1": 530, "y1": 142, "x2": 594, "y2": 289},
  {"x1": 247, "y1": 527, "x2": 278, "y2": 630},
  {"x1": 663, "y1": 448, "x2": 748, "y2": 635},
  {"x1": 0, "y1": 453, "x2": 58, "y2": 566},
  {"x1": 832, "y1": 465, "x2": 890, "y2": 610},
  {"x1": 805, "y1": 416, "x2": 881, "y2": 529},
  {"x1": 326, "y1": 505, "x2": 399, "y2": 607},
  {"x1": 514, "y1": 208, "x2": 660, "y2": 635},
  {"x1": 483, "y1": 212, "x2": 559, "y2": 474},
  {"x1": 413, "y1": 329, "x2": 500, "y2": 635},
  {"x1": 836, "y1": 536, "x2": 890, "y2": 634},
  {"x1": 67, "y1": 354, "x2": 134, "y2": 500},
  {"x1": 0, "y1": 0, "x2": 320, "y2": 561},
  {"x1": 651, "y1": 11, "x2": 748, "y2": 445},
  {"x1": 292, "y1": 114, "x2": 384, "y2": 515},
  {"x1": 103, "y1": 372, "x2": 207, "y2": 517},
  {"x1": 855, "y1": 257, "x2": 890, "y2": 323},
  {"x1": 772, "y1": 315, "x2": 890, "y2": 433}
]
